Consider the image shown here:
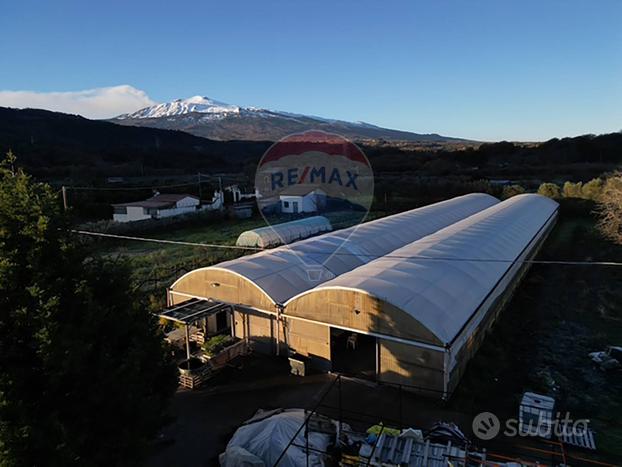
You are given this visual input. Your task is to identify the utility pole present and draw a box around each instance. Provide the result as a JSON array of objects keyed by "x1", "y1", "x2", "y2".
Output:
[
  {"x1": 61, "y1": 186, "x2": 68, "y2": 211},
  {"x1": 197, "y1": 173, "x2": 202, "y2": 200},
  {"x1": 218, "y1": 176, "x2": 224, "y2": 210}
]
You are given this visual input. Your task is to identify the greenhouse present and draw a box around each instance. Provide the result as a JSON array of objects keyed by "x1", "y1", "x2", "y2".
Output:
[
  {"x1": 168, "y1": 193, "x2": 501, "y2": 372},
  {"x1": 162, "y1": 193, "x2": 562, "y2": 398},
  {"x1": 235, "y1": 216, "x2": 332, "y2": 248},
  {"x1": 285, "y1": 194, "x2": 559, "y2": 396}
]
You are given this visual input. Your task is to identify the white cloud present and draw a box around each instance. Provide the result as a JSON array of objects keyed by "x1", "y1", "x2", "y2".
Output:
[{"x1": 0, "y1": 85, "x2": 156, "y2": 119}]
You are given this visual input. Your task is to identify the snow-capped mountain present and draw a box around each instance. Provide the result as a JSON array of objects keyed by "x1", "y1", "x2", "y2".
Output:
[
  {"x1": 118, "y1": 96, "x2": 242, "y2": 119},
  {"x1": 112, "y1": 96, "x2": 467, "y2": 143}
]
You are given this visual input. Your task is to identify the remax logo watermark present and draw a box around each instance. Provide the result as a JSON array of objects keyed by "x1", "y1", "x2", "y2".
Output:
[
  {"x1": 269, "y1": 166, "x2": 361, "y2": 192},
  {"x1": 256, "y1": 130, "x2": 373, "y2": 214},
  {"x1": 255, "y1": 130, "x2": 374, "y2": 274}
]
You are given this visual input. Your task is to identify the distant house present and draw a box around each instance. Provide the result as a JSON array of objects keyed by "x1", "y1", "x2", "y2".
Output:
[
  {"x1": 225, "y1": 184, "x2": 258, "y2": 203},
  {"x1": 112, "y1": 193, "x2": 200, "y2": 223},
  {"x1": 280, "y1": 186, "x2": 326, "y2": 214},
  {"x1": 106, "y1": 176, "x2": 125, "y2": 184}
]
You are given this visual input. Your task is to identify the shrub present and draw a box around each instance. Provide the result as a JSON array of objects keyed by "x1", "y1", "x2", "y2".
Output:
[
  {"x1": 501, "y1": 184, "x2": 526, "y2": 199},
  {"x1": 202, "y1": 334, "x2": 235, "y2": 356},
  {"x1": 537, "y1": 182, "x2": 561, "y2": 199},
  {"x1": 562, "y1": 181, "x2": 583, "y2": 198}
]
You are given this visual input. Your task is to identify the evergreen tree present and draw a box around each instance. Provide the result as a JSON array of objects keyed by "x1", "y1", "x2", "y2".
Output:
[{"x1": 0, "y1": 151, "x2": 177, "y2": 466}]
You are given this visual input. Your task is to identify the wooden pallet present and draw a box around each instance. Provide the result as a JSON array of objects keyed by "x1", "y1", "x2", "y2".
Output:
[
  {"x1": 362, "y1": 434, "x2": 477, "y2": 467},
  {"x1": 189, "y1": 330, "x2": 205, "y2": 345},
  {"x1": 178, "y1": 365, "x2": 212, "y2": 389},
  {"x1": 209, "y1": 340, "x2": 247, "y2": 370},
  {"x1": 558, "y1": 423, "x2": 597, "y2": 450}
]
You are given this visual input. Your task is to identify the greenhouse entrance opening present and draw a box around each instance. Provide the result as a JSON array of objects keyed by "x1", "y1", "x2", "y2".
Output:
[{"x1": 330, "y1": 328, "x2": 376, "y2": 380}]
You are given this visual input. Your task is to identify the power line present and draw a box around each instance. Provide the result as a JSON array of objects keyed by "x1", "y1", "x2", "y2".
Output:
[
  {"x1": 66, "y1": 180, "x2": 212, "y2": 191},
  {"x1": 61, "y1": 172, "x2": 233, "y2": 192},
  {"x1": 72, "y1": 230, "x2": 622, "y2": 267},
  {"x1": 72, "y1": 230, "x2": 262, "y2": 251}
]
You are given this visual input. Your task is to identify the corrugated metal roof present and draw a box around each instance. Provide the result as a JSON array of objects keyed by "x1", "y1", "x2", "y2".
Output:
[
  {"x1": 174, "y1": 193, "x2": 499, "y2": 305},
  {"x1": 236, "y1": 216, "x2": 332, "y2": 248},
  {"x1": 300, "y1": 194, "x2": 559, "y2": 344}
]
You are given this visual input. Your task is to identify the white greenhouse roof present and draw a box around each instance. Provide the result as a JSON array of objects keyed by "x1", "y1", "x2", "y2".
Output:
[
  {"x1": 177, "y1": 193, "x2": 499, "y2": 305},
  {"x1": 236, "y1": 216, "x2": 332, "y2": 248},
  {"x1": 301, "y1": 194, "x2": 559, "y2": 344}
]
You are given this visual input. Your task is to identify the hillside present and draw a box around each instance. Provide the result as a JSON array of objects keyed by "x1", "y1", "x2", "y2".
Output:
[
  {"x1": 0, "y1": 107, "x2": 269, "y2": 178},
  {"x1": 111, "y1": 95, "x2": 469, "y2": 143},
  {"x1": 1, "y1": 106, "x2": 621, "y2": 186}
]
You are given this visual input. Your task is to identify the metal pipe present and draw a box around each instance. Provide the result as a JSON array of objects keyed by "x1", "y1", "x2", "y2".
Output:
[
  {"x1": 185, "y1": 324, "x2": 191, "y2": 360},
  {"x1": 275, "y1": 304, "x2": 282, "y2": 356}
]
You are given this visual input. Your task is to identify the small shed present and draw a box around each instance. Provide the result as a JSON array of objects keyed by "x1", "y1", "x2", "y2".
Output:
[
  {"x1": 280, "y1": 186, "x2": 326, "y2": 214},
  {"x1": 236, "y1": 216, "x2": 332, "y2": 248}
]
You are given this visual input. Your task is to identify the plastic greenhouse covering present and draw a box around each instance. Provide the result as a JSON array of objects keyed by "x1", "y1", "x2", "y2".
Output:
[
  {"x1": 219, "y1": 409, "x2": 334, "y2": 467},
  {"x1": 299, "y1": 194, "x2": 559, "y2": 346},
  {"x1": 235, "y1": 216, "x2": 332, "y2": 248},
  {"x1": 177, "y1": 193, "x2": 499, "y2": 305}
]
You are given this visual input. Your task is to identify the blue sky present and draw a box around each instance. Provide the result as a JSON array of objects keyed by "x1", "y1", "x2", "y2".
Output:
[{"x1": 1, "y1": 0, "x2": 621, "y2": 141}]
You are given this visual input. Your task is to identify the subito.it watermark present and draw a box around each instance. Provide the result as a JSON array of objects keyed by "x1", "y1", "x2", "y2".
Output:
[{"x1": 472, "y1": 411, "x2": 590, "y2": 441}]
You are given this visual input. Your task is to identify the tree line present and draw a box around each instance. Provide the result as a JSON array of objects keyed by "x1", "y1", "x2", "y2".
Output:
[
  {"x1": 502, "y1": 173, "x2": 622, "y2": 246},
  {"x1": 0, "y1": 151, "x2": 178, "y2": 466}
]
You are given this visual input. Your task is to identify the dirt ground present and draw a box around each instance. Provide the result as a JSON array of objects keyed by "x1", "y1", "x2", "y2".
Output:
[
  {"x1": 148, "y1": 354, "x2": 620, "y2": 466},
  {"x1": 148, "y1": 357, "x2": 331, "y2": 467}
]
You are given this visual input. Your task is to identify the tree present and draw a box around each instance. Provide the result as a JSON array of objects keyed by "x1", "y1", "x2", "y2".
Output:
[
  {"x1": 581, "y1": 178, "x2": 603, "y2": 201},
  {"x1": 0, "y1": 152, "x2": 177, "y2": 466},
  {"x1": 537, "y1": 182, "x2": 561, "y2": 199},
  {"x1": 501, "y1": 184, "x2": 525, "y2": 199},
  {"x1": 562, "y1": 181, "x2": 583, "y2": 198},
  {"x1": 597, "y1": 172, "x2": 622, "y2": 244}
]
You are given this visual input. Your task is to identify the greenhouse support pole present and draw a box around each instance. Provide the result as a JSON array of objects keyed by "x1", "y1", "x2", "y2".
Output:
[{"x1": 185, "y1": 324, "x2": 191, "y2": 360}]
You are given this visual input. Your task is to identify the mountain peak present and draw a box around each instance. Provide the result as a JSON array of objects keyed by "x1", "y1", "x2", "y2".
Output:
[
  {"x1": 118, "y1": 95, "x2": 240, "y2": 119},
  {"x1": 112, "y1": 95, "x2": 467, "y2": 143}
]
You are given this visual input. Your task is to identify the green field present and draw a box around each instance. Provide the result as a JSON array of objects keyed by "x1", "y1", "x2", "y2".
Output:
[{"x1": 95, "y1": 216, "x2": 266, "y2": 309}]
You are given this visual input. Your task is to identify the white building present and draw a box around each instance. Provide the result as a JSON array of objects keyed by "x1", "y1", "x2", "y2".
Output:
[
  {"x1": 280, "y1": 186, "x2": 326, "y2": 214},
  {"x1": 225, "y1": 184, "x2": 258, "y2": 203},
  {"x1": 112, "y1": 193, "x2": 200, "y2": 223},
  {"x1": 201, "y1": 190, "x2": 225, "y2": 212}
]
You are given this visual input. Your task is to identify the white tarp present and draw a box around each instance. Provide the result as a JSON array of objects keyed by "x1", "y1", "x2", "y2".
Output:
[
  {"x1": 301, "y1": 194, "x2": 559, "y2": 345},
  {"x1": 219, "y1": 409, "x2": 333, "y2": 467},
  {"x1": 236, "y1": 216, "x2": 332, "y2": 248},
  {"x1": 178, "y1": 193, "x2": 499, "y2": 305}
]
